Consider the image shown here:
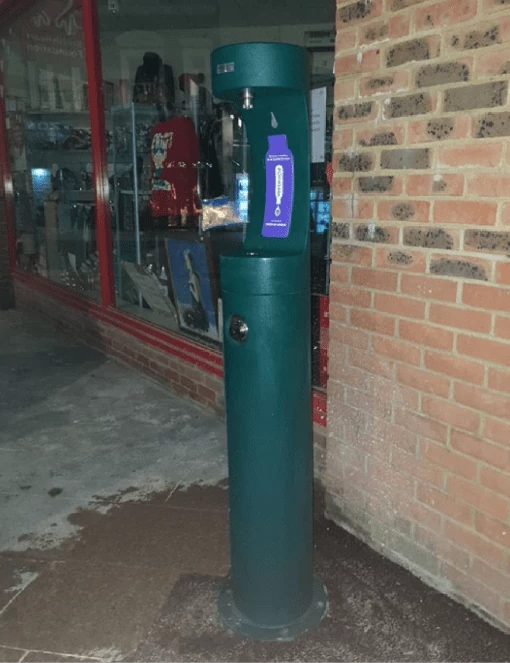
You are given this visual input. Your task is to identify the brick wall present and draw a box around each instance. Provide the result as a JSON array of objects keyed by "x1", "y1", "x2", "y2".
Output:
[{"x1": 328, "y1": 0, "x2": 510, "y2": 631}]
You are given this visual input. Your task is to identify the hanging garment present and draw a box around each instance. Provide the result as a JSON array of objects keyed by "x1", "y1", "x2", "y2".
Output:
[
  {"x1": 133, "y1": 52, "x2": 175, "y2": 107},
  {"x1": 199, "y1": 117, "x2": 224, "y2": 200},
  {"x1": 149, "y1": 115, "x2": 201, "y2": 219}
]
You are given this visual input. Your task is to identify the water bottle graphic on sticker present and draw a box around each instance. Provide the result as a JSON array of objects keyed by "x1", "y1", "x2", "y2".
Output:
[{"x1": 262, "y1": 134, "x2": 294, "y2": 238}]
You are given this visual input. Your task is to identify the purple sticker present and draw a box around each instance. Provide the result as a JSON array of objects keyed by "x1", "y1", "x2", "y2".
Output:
[{"x1": 262, "y1": 134, "x2": 294, "y2": 238}]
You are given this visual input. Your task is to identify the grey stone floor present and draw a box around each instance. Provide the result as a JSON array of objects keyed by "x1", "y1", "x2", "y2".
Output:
[{"x1": 0, "y1": 311, "x2": 509, "y2": 662}]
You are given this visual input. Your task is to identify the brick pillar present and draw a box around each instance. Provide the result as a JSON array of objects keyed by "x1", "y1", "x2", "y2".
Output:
[{"x1": 328, "y1": 0, "x2": 510, "y2": 630}]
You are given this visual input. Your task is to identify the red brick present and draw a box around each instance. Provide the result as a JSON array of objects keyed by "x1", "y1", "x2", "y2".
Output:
[
  {"x1": 417, "y1": 484, "x2": 473, "y2": 525},
  {"x1": 401, "y1": 274, "x2": 458, "y2": 302},
  {"x1": 457, "y1": 334, "x2": 510, "y2": 367},
  {"x1": 328, "y1": 348, "x2": 348, "y2": 382},
  {"x1": 333, "y1": 198, "x2": 374, "y2": 220},
  {"x1": 391, "y1": 446, "x2": 445, "y2": 487},
  {"x1": 408, "y1": 115, "x2": 470, "y2": 144},
  {"x1": 495, "y1": 262, "x2": 510, "y2": 285},
  {"x1": 334, "y1": 78, "x2": 356, "y2": 102},
  {"x1": 429, "y1": 303, "x2": 492, "y2": 333},
  {"x1": 477, "y1": 49, "x2": 510, "y2": 79},
  {"x1": 414, "y1": 0, "x2": 477, "y2": 31},
  {"x1": 359, "y1": 48, "x2": 382, "y2": 72},
  {"x1": 351, "y1": 309, "x2": 396, "y2": 336},
  {"x1": 335, "y1": 49, "x2": 381, "y2": 75},
  {"x1": 367, "y1": 457, "x2": 415, "y2": 494},
  {"x1": 399, "y1": 319, "x2": 454, "y2": 350},
  {"x1": 329, "y1": 264, "x2": 350, "y2": 283},
  {"x1": 415, "y1": 526, "x2": 471, "y2": 570},
  {"x1": 488, "y1": 367, "x2": 510, "y2": 394},
  {"x1": 335, "y1": 27, "x2": 357, "y2": 53},
  {"x1": 471, "y1": 559, "x2": 510, "y2": 599},
  {"x1": 503, "y1": 202, "x2": 510, "y2": 225},
  {"x1": 434, "y1": 200, "x2": 497, "y2": 226},
  {"x1": 467, "y1": 174, "x2": 510, "y2": 198},
  {"x1": 442, "y1": 564, "x2": 501, "y2": 617},
  {"x1": 390, "y1": 383, "x2": 420, "y2": 410},
  {"x1": 330, "y1": 283, "x2": 372, "y2": 308},
  {"x1": 329, "y1": 303, "x2": 347, "y2": 323},
  {"x1": 455, "y1": 382, "x2": 510, "y2": 419},
  {"x1": 332, "y1": 176, "x2": 354, "y2": 195},
  {"x1": 451, "y1": 429, "x2": 510, "y2": 471},
  {"x1": 196, "y1": 384, "x2": 216, "y2": 405},
  {"x1": 423, "y1": 441, "x2": 478, "y2": 480},
  {"x1": 424, "y1": 350, "x2": 485, "y2": 385},
  {"x1": 448, "y1": 475, "x2": 510, "y2": 521},
  {"x1": 352, "y1": 267, "x2": 398, "y2": 291},
  {"x1": 445, "y1": 520, "x2": 507, "y2": 567},
  {"x1": 406, "y1": 174, "x2": 464, "y2": 197},
  {"x1": 204, "y1": 374, "x2": 222, "y2": 392},
  {"x1": 331, "y1": 365, "x2": 370, "y2": 392},
  {"x1": 407, "y1": 501, "x2": 443, "y2": 531},
  {"x1": 331, "y1": 243, "x2": 373, "y2": 265},
  {"x1": 346, "y1": 388, "x2": 392, "y2": 420},
  {"x1": 422, "y1": 395, "x2": 481, "y2": 433},
  {"x1": 333, "y1": 130, "x2": 354, "y2": 152},
  {"x1": 480, "y1": 466, "x2": 510, "y2": 500},
  {"x1": 378, "y1": 200, "x2": 430, "y2": 223},
  {"x1": 398, "y1": 364, "x2": 450, "y2": 397},
  {"x1": 349, "y1": 347, "x2": 394, "y2": 379},
  {"x1": 484, "y1": 417, "x2": 510, "y2": 446},
  {"x1": 463, "y1": 283, "x2": 510, "y2": 313},
  {"x1": 374, "y1": 293, "x2": 426, "y2": 319},
  {"x1": 475, "y1": 512, "x2": 510, "y2": 548},
  {"x1": 389, "y1": 13, "x2": 411, "y2": 38},
  {"x1": 395, "y1": 407, "x2": 448, "y2": 443},
  {"x1": 437, "y1": 144, "x2": 502, "y2": 168},
  {"x1": 330, "y1": 322, "x2": 370, "y2": 350},
  {"x1": 375, "y1": 248, "x2": 426, "y2": 273},
  {"x1": 335, "y1": 54, "x2": 357, "y2": 76},
  {"x1": 374, "y1": 420, "x2": 418, "y2": 454},
  {"x1": 372, "y1": 335, "x2": 422, "y2": 365},
  {"x1": 495, "y1": 316, "x2": 510, "y2": 340}
]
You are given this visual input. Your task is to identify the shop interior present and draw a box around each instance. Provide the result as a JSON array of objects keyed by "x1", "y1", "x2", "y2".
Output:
[{"x1": 1, "y1": 0, "x2": 335, "y2": 387}]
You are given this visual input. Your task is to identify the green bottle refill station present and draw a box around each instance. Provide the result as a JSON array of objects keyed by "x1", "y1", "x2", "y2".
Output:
[{"x1": 211, "y1": 42, "x2": 328, "y2": 641}]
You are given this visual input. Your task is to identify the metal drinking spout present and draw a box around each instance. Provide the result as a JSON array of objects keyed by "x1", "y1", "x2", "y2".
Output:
[{"x1": 241, "y1": 87, "x2": 253, "y2": 109}]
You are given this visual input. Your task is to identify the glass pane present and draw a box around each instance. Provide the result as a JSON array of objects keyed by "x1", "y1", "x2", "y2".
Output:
[
  {"x1": 99, "y1": 0, "x2": 335, "y2": 377},
  {"x1": 0, "y1": 0, "x2": 100, "y2": 298}
]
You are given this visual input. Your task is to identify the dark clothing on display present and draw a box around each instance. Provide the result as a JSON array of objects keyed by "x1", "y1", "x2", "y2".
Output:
[
  {"x1": 199, "y1": 117, "x2": 224, "y2": 200},
  {"x1": 150, "y1": 115, "x2": 201, "y2": 223},
  {"x1": 133, "y1": 52, "x2": 175, "y2": 107}
]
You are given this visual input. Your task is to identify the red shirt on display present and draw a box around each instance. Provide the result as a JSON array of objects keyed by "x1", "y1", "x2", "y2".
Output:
[{"x1": 150, "y1": 115, "x2": 201, "y2": 220}]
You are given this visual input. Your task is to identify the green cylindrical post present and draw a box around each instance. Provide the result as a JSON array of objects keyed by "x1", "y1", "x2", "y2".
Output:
[{"x1": 212, "y1": 43, "x2": 327, "y2": 641}]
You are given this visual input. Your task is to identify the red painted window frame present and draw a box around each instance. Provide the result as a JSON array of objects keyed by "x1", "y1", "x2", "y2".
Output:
[{"x1": 0, "y1": 0, "x2": 328, "y2": 427}]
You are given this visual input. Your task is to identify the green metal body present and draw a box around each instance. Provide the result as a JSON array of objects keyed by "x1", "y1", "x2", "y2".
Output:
[{"x1": 211, "y1": 42, "x2": 327, "y2": 640}]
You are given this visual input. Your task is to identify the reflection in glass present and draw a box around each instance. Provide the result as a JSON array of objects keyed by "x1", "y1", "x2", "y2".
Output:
[
  {"x1": 1, "y1": 0, "x2": 100, "y2": 298},
  {"x1": 99, "y1": 0, "x2": 335, "y2": 375}
]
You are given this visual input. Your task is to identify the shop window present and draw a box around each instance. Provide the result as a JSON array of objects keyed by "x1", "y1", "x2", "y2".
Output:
[
  {"x1": 99, "y1": 0, "x2": 334, "y2": 388},
  {"x1": 1, "y1": 0, "x2": 100, "y2": 298}
]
